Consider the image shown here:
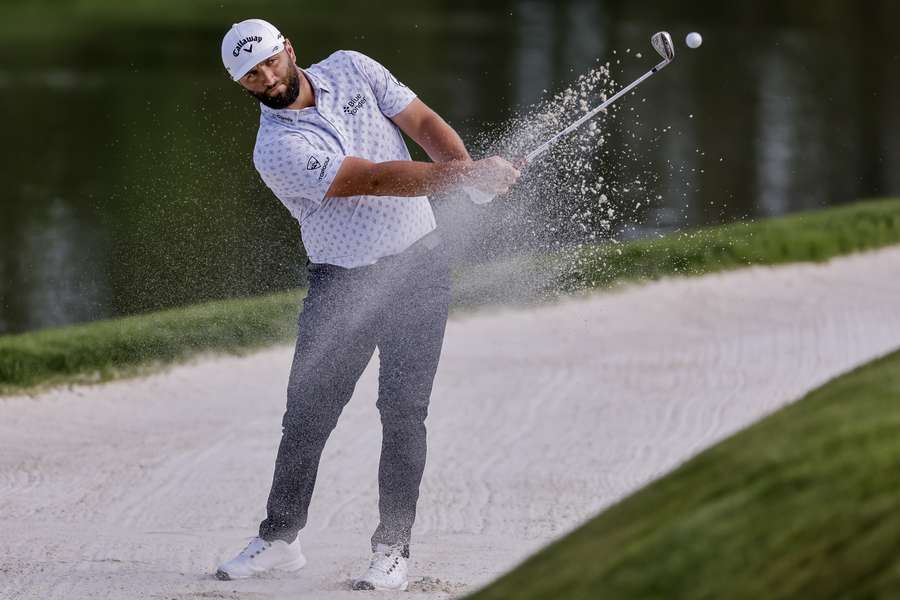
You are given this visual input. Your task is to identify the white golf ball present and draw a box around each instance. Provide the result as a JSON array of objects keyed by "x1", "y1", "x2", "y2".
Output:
[{"x1": 686, "y1": 32, "x2": 703, "y2": 49}]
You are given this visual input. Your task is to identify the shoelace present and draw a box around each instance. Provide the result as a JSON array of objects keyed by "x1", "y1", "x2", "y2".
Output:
[
  {"x1": 240, "y1": 537, "x2": 271, "y2": 559},
  {"x1": 369, "y1": 550, "x2": 402, "y2": 575}
]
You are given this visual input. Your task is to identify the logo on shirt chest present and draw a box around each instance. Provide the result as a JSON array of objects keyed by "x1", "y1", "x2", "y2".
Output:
[{"x1": 342, "y1": 93, "x2": 368, "y2": 116}]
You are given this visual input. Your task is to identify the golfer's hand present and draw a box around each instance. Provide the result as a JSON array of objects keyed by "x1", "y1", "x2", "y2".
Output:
[{"x1": 467, "y1": 156, "x2": 521, "y2": 195}]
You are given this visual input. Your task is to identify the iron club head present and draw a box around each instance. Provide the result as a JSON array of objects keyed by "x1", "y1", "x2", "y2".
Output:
[
  {"x1": 522, "y1": 29, "x2": 678, "y2": 164},
  {"x1": 651, "y1": 31, "x2": 675, "y2": 62}
]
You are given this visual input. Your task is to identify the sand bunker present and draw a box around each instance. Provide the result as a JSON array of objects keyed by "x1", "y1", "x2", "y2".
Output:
[{"x1": 2, "y1": 246, "x2": 900, "y2": 599}]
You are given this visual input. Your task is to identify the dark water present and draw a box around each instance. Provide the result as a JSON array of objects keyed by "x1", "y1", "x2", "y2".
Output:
[{"x1": 2, "y1": 0, "x2": 898, "y2": 334}]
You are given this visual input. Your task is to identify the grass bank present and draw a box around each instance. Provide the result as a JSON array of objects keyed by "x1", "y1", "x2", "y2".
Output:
[
  {"x1": 454, "y1": 197, "x2": 900, "y2": 305},
  {"x1": 2, "y1": 198, "x2": 900, "y2": 394},
  {"x1": 0, "y1": 290, "x2": 302, "y2": 394},
  {"x1": 557, "y1": 197, "x2": 900, "y2": 290},
  {"x1": 465, "y1": 348, "x2": 900, "y2": 600}
]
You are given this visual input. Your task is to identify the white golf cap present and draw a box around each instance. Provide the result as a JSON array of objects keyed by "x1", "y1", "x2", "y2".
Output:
[{"x1": 221, "y1": 18, "x2": 285, "y2": 81}]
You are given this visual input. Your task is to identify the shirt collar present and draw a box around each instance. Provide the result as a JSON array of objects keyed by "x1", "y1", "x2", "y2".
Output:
[
  {"x1": 305, "y1": 68, "x2": 332, "y2": 94},
  {"x1": 260, "y1": 68, "x2": 331, "y2": 125}
]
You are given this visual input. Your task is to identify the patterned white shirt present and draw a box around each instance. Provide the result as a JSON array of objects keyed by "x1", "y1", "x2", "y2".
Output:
[{"x1": 253, "y1": 50, "x2": 436, "y2": 268}]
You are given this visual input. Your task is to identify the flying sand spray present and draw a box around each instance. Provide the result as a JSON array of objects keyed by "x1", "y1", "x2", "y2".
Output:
[
  {"x1": 522, "y1": 31, "x2": 677, "y2": 165},
  {"x1": 463, "y1": 32, "x2": 685, "y2": 205}
]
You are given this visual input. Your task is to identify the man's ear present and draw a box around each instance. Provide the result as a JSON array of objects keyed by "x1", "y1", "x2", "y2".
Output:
[{"x1": 284, "y1": 39, "x2": 297, "y2": 64}]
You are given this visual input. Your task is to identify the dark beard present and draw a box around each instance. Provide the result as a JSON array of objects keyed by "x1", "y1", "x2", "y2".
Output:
[{"x1": 249, "y1": 66, "x2": 301, "y2": 109}]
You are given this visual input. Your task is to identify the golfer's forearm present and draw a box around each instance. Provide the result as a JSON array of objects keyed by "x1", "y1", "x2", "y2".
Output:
[
  {"x1": 326, "y1": 158, "x2": 471, "y2": 198},
  {"x1": 392, "y1": 98, "x2": 471, "y2": 163},
  {"x1": 414, "y1": 113, "x2": 471, "y2": 163}
]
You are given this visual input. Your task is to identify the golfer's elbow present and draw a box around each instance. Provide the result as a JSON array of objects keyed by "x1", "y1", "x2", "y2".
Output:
[
  {"x1": 367, "y1": 161, "x2": 422, "y2": 196},
  {"x1": 328, "y1": 159, "x2": 427, "y2": 198},
  {"x1": 326, "y1": 157, "x2": 382, "y2": 197},
  {"x1": 367, "y1": 163, "x2": 390, "y2": 195}
]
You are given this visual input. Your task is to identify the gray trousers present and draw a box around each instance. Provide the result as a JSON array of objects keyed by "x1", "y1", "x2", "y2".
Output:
[{"x1": 259, "y1": 233, "x2": 451, "y2": 557}]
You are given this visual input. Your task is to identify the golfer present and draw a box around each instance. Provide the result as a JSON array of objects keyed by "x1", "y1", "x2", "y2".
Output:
[{"x1": 215, "y1": 19, "x2": 519, "y2": 591}]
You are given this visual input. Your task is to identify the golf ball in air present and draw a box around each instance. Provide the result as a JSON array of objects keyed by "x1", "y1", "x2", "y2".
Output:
[{"x1": 686, "y1": 32, "x2": 703, "y2": 48}]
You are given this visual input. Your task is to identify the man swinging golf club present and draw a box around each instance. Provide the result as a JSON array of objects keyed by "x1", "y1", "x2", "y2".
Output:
[{"x1": 215, "y1": 19, "x2": 520, "y2": 591}]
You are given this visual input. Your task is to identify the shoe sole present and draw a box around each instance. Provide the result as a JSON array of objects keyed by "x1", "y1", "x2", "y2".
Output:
[{"x1": 215, "y1": 555, "x2": 307, "y2": 581}]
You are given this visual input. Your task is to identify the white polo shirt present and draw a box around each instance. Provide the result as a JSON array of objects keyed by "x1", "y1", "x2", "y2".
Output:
[{"x1": 253, "y1": 50, "x2": 437, "y2": 268}]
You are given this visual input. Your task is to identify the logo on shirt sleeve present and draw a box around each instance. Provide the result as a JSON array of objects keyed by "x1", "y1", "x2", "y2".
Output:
[
  {"x1": 307, "y1": 155, "x2": 331, "y2": 182},
  {"x1": 389, "y1": 73, "x2": 407, "y2": 88},
  {"x1": 317, "y1": 157, "x2": 331, "y2": 182}
]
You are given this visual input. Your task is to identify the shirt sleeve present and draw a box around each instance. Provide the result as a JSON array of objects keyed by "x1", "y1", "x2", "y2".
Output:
[
  {"x1": 344, "y1": 51, "x2": 417, "y2": 118},
  {"x1": 254, "y1": 134, "x2": 345, "y2": 205}
]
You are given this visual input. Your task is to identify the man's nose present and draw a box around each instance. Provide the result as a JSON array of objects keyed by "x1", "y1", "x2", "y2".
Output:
[{"x1": 260, "y1": 67, "x2": 279, "y2": 88}]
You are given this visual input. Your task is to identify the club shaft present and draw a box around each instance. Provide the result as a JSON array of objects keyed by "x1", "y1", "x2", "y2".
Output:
[{"x1": 524, "y1": 59, "x2": 670, "y2": 164}]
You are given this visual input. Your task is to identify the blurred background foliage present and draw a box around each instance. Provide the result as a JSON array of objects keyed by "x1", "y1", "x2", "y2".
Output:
[{"x1": 1, "y1": 0, "x2": 898, "y2": 334}]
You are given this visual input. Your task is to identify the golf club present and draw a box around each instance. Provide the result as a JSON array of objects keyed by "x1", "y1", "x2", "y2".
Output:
[
  {"x1": 522, "y1": 31, "x2": 675, "y2": 165},
  {"x1": 461, "y1": 31, "x2": 674, "y2": 204}
]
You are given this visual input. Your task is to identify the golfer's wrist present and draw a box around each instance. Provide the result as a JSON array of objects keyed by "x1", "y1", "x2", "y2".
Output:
[{"x1": 433, "y1": 160, "x2": 476, "y2": 191}]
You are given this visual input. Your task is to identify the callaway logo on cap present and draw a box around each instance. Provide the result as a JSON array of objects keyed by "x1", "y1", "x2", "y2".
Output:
[{"x1": 221, "y1": 18, "x2": 285, "y2": 81}]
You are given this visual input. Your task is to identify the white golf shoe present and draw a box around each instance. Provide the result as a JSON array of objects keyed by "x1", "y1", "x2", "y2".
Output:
[
  {"x1": 351, "y1": 544, "x2": 409, "y2": 591},
  {"x1": 215, "y1": 536, "x2": 306, "y2": 580}
]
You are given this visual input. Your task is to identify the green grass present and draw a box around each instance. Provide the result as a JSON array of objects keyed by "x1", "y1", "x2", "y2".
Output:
[
  {"x1": 453, "y1": 198, "x2": 900, "y2": 306},
  {"x1": 555, "y1": 197, "x2": 900, "y2": 291},
  {"x1": 0, "y1": 290, "x2": 302, "y2": 394},
  {"x1": 465, "y1": 349, "x2": 900, "y2": 600},
  {"x1": 2, "y1": 198, "x2": 900, "y2": 395}
]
